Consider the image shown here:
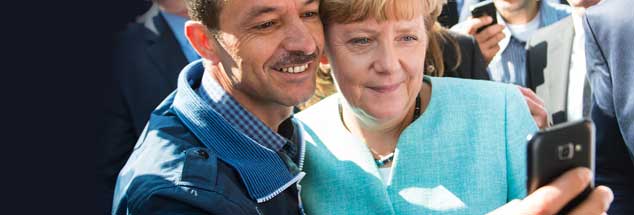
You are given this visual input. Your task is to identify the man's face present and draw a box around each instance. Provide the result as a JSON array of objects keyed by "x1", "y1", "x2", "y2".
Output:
[
  {"x1": 214, "y1": 0, "x2": 324, "y2": 108},
  {"x1": 494, "y1": 0, "x2": 535, "y2": 13}
]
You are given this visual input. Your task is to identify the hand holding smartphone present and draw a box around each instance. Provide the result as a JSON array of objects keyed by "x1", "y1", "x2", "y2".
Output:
[
  {"x1": 470, "y1": 0, "x2": 497, "y2": 33},
  {"x1": 527, "y1": 119, "x2": 595, "y2": 214}
]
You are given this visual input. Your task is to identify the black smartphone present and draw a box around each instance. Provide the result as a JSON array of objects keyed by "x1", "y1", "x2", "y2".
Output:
[
  {"x1": 527, "y1": 118, "x2": 595, "y2": 214},
  {"x1": 470, "y1": 0, "x2": 497, "y2": 33}
]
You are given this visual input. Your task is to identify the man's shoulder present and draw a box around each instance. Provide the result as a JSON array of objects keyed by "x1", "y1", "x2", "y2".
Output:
[
  {"x1": 541, "y1": 0, "x2": 572, "y2": 25},
  {"x1": 543, "y1": 1, "x2": 572, "y2": 16},
  {"x1": 113, "y1": 100, "x2": 256, "y2": 213}
]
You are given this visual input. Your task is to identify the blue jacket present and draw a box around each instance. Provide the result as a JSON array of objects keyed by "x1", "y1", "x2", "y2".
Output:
[
  {"x1": 584, "y1": 0, "x2": 634, "y2": 213},
  {"x1": 112, "y1": 60, "x2": 306, "y2": 214},
  {"x1": 296, "y1": 77, "x2": 537, "y2": 214}
]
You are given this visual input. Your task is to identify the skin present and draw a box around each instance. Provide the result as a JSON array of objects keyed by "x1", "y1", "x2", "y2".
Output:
[
  {"x1": 324, "y1": 15, "x2": 431, "y2": 160},
  {"x1": 185, "y1": 0, "x2": 324, "y2": 131}
]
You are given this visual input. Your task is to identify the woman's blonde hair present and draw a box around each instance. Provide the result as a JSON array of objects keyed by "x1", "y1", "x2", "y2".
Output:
[
  {"x1": 424, "y1": 0, "x2": 462, "y2": 76},
  {"x1": 320, "y1": 0, "x2": 431, "y2": 30}
]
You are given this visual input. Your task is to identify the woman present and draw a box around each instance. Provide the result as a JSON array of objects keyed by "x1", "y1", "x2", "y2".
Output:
[
  {"x1": 296, "y1": 0, "x2": 487, "y2": 110},
  {"x1": 296, "y1": 0, "x2": 538, "y2": 214}
]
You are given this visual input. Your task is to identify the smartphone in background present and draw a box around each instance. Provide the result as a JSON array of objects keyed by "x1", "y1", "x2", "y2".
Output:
[
  {"x1": 470, "y1": 0, "x2": 497, "y2": 33},
  {"x1": 527, "y1": 118, "x2": 595, "y2": 214}
]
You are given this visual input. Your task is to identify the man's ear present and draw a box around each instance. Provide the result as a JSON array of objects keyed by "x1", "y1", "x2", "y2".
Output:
[{"x1": 185, "y1": 21, "x2": 220, "y2": 65}]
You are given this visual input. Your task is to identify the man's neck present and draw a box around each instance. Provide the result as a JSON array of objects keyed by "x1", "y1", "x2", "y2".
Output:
[
  {"x1": 210, "y1": 67, "x2": 292, "y2": 132},
  {"x1": 572, "y1": 7, "x2": 586, "y2": 16},
  {"x1": 500, "y1": 1, "x2": 540, "y2": 24}
]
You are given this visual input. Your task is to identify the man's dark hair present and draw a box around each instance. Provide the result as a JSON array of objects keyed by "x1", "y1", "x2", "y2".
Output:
[{"x1": 185, "y1": 0, "x2": 225, "y2": 31}]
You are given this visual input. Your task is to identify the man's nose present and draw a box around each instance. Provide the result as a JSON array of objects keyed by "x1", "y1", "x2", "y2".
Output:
[{"x1": 282, "y1": 19, "x2": 317, "y2": 55}]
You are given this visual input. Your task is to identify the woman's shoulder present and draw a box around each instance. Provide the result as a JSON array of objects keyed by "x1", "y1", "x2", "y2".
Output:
[
  {"x1": 430, "y1": 77, "x2": 516, "y2": 95},
  {"x1": 428, "y1": 77, "x2": 524, "y2": 109}
]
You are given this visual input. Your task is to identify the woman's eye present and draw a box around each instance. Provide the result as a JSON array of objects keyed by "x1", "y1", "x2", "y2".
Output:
[
  {"x1": 401, "y1": 35, "x2": 418, "y2": 41},
  {"x1": 255, "y1": 21, "x2": 275, "y2": 30},
  {"x1": 349, "y1": 37, "x2": 371, "y2": 45}
]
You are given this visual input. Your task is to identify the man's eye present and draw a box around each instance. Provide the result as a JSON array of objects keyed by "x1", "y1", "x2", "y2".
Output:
[
  {"x1": 255, "y1": 21, "x2": 275, "y2": 30},
  {"x1": 301, "y1": 11, "x2": 318, "y2": 18},
  {"x1": 349, "y1": 37, "x2": 370, "y2": 45}
]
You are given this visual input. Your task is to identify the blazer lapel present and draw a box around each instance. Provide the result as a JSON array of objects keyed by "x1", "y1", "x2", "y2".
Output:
[
  {"x1": 145, "y1": 13, "x2": 188, "y2": 89},
  {"x1": 546, "y1": 18, "x2": 574, "y2": 123}
]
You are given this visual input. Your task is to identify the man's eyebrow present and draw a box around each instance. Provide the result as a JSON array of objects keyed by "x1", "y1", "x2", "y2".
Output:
[
  {"x1": 243, "y1": 0, "x2": 317, "y2": 24},
  {"x1": 244, "y1": 6, "x2": 279, "y2": 21}
]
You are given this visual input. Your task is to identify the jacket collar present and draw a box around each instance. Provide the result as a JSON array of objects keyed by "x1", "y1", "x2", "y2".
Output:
[{"x1": 172, "y1": 60, "x2": 306, "y2": 203}]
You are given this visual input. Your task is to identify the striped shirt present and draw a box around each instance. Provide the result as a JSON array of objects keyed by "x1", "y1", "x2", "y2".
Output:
[
  {"x1": 488, "y1": 0, "x2": 571, "y2": 87},
  {"x1": 196, "y1": 71, "x2": 289, "y2": 152}
]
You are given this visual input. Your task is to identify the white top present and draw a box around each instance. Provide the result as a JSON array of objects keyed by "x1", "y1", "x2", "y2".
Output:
[
  {"x1": 567, "y1": 13, "x2": 589, "y2": 121},
  {"x1": 505, "y1": 11, "x2": 541, "y2": 42},
  {"x1": 377, "y1": 167, "x2": 393, "y2": 186}
]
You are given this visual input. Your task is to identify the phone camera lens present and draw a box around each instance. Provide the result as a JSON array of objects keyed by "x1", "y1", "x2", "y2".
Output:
[{"x1": 558, "y1": 143, "x2": 574, "y2": 160}]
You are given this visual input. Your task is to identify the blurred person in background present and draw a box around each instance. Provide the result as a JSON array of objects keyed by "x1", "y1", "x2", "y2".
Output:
[
  {"x1": 525, "y1": 0, "x2": 600, "y2": 124},
  {"x1": 98, "y1": 0, "x2": 197, "y2": 213},
  {"x1": 451, "y1": 0, "x2": 570, "y2": 87}
]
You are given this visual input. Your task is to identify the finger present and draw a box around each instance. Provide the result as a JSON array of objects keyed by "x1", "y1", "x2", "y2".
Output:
[
  {"x1": 524, "y1": 96, "x2": 548, "y2": 129},
  {"x1": 478, "y1": 32, "x2": 505, "y2": 50},
  {"x1": 467, "y1": 16, "x2": 493, "y2": 35},
  {"x1": 569, "y1": 186, "x2": 614, "y2": 215},
  {"x1": 518, "y1": 87, "x2": 545, "y2": 106},
  {"x1": 521, "y1": 167, "x2": 592, "y2": 215},
  {"x1": 476, "y1": 24, "x2": 505, "y2": 43},
  {"x1": 486, "y1": 199, "x2": 522, "y2": 215}
]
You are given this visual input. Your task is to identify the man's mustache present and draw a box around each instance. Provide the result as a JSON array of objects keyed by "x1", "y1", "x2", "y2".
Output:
[{"x1": 271, "y1": 50, "x2": 319, "y2": 69}]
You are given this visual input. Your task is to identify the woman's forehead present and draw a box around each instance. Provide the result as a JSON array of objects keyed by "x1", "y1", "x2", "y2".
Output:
[
  {"x1": 326, "y1": 16, "x2": 425, "y2": 35},
  {"x1": 321, "y1": 0, "x2": 427, "y2": 25}
]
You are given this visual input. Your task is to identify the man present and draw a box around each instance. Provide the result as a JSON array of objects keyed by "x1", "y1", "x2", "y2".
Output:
[
  {"x1": 584, "y1": 0, "x2": 634, "y2": 213},
  {"x1": 98, "y1": 0, "x2": 198, "y2": 213},
  {"x1": 452, "y1": 0, "x2": 570, "y2": 87},
  {"x1": 111, "y1": 0, "x2": 323, "y2": 213},
  {"x1": 111, "y1": 0, "x2": 611, "y2": 214},
  {"x1": 525, "y1": 0, "x2": 600, "y2": 124}
]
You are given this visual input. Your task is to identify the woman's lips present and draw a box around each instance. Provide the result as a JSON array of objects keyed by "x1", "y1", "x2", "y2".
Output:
[{"x1": 368, "y1": 83, "x2": 401, "y2": 93}]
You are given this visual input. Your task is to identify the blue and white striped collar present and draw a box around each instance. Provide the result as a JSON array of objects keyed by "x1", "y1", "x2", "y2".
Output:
[{"x1": 172, "y1": 60, "x2": 306, "y2": 203}]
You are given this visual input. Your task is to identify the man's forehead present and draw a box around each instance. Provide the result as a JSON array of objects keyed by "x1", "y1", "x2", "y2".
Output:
[{"x1": 223, "y1": 0, "x2": 317, "y2": 14}]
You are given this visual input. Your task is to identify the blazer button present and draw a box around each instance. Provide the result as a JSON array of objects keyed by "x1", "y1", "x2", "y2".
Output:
[{"x1": 197, "y1": 149, "x2": 209, "y2": 159}]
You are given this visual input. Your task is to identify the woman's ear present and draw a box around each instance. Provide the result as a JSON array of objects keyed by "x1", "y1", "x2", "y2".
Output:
[{"x1": 185, "y1": 21, "x2": 220, "y2": 65}]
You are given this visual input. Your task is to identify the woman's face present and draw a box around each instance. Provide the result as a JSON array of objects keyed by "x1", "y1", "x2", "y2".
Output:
[{"x1": 325, "y1": 15, "x2": 428, "y2": 123}]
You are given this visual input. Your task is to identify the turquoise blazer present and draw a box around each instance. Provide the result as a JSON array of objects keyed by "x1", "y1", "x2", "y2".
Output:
[{"x1": 296, "y1": 77, "x2": 538, "y2": 214}]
